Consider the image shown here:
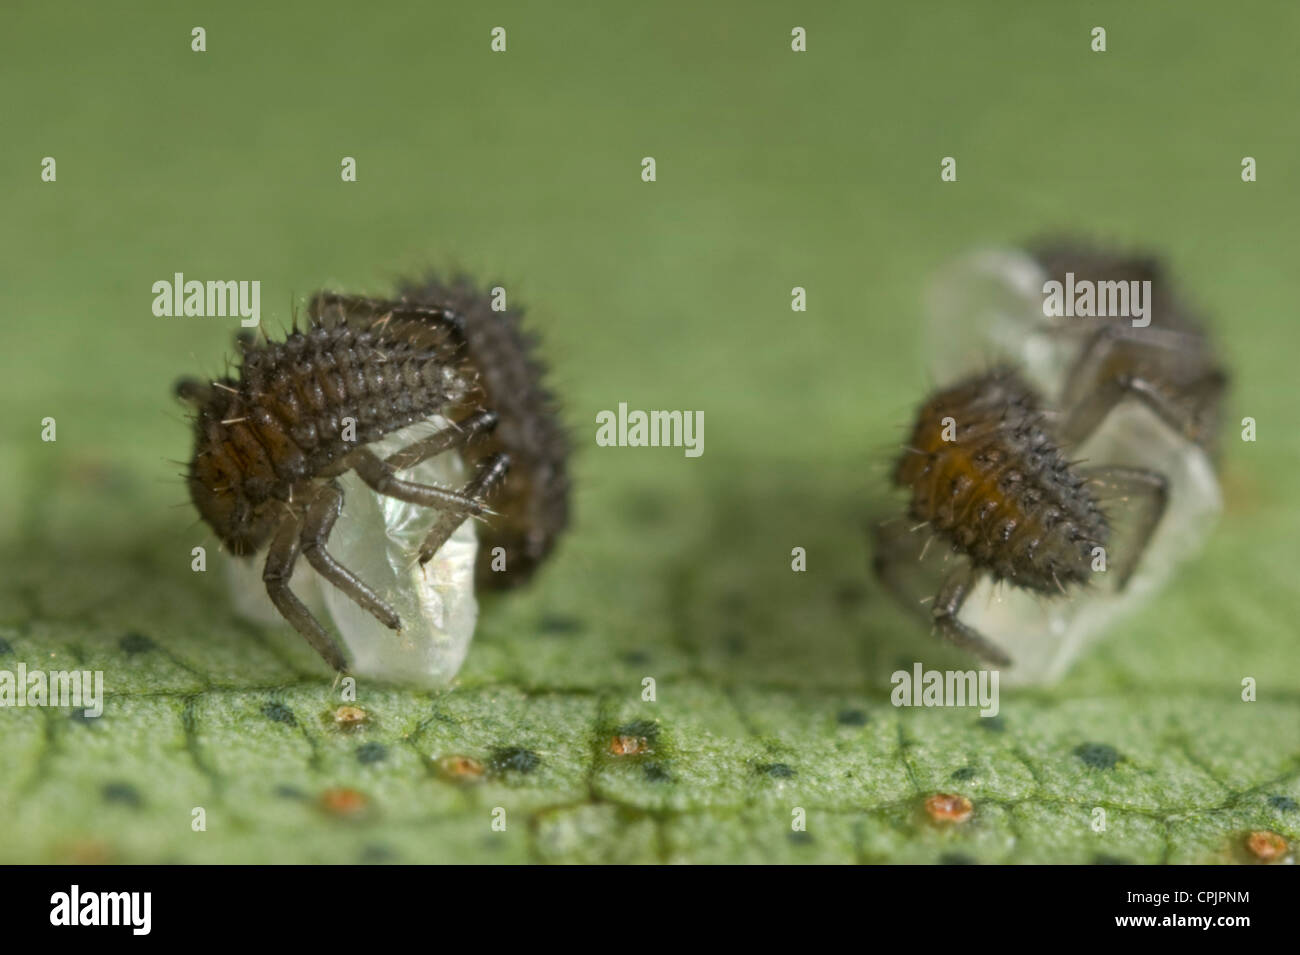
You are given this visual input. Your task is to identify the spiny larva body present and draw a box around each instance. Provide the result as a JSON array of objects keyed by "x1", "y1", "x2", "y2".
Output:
[
  {"x1": 176, "y1": 275, "x2": 569, "y2": 674},
  {"x1": 906, "y1": 240, "x2": 1223, "y2": 679},
  {"x1": 877, "y1": 367, "x2": 1167, "y2": 667},
  {"x1": 894, "y1": 368, "x2": 1107, "y2": 595}
]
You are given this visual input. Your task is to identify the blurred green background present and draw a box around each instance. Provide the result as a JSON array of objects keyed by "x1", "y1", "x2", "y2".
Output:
[{"x1": 0, "y1": 0, "x2": 1297, "y2": 863}]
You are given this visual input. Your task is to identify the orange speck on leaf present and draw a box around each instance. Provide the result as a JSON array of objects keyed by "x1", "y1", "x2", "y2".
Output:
[
  {"x1": 436, "y1": 755, "x2": 485, "y2": 781},
  {"x1": 608, "y1": 735, "x2": 650, "y2": 756},
  {"x1": 332, "y1": 705, "x2": 368, "y2": 727},
  {"x1": 1245, "y1": 830, "x2": 1288, "y2": 862},
  {"x1": 925, "y1": 792, "x2": 973, "y2": 824},
  {"x1": 320, "y1": 787, "x2": 369, "y2": 817}
]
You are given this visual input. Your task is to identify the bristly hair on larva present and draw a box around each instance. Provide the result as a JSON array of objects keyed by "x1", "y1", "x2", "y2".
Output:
[{"x1": 175, "y1": 273, "x2": 570, "y2": 672}]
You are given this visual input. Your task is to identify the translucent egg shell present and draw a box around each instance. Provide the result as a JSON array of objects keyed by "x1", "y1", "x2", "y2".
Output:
[{"x1": 228, "y1": 417, "x2": 479, "y2": 687}]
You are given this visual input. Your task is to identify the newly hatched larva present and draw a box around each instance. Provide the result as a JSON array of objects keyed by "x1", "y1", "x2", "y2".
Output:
[
  {"x1": 874, "y1": 367, "x2": 1168, "y2": 667},
  {"x1": 175, "y1": 275, "x2": 569, "y2": 673},
  {"x1": 904, "y1": 241, "x2": 1228, "y2": 677}
]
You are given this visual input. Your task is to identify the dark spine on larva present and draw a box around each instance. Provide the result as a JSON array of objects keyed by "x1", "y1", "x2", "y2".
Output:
[
  {"x1": 893, "y1": 369, "x2": 1108, "y2": 593},
  {"x1": 398, "y1": 275, "x2": 571, "y2": 588}
]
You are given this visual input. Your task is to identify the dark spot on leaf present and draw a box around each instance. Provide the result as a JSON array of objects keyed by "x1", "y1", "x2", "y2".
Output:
[
  {"x1": 1268, "y1": 795, "x2": 1298, "y2": 812},
  {"x1": 538, "y1": 614, "x2": 584, "y2": 635},
  {"x1": 119, "y1": 632, "x2": 155, "y2": 655},
  {"x1": 613, "y1": 719, "x2": 660, "y2": 742},
  {"x1": 275, "y1": 785, "x2": 307, "y2": 800},
  {"x1": 1091, "y1": 854, "x2": 1132, "y2": 865},
  {"x1": 489, "y1": 747, "x2": 540, "y2": 774},
  {"x1": 758, "y1": 763, "x2": 796, "y2": 779},
  {"x1": 621, "y1": 650, "x2": 651, "y2": 666},
  {"x1": 0, "y1": 638, "x2": 11, "y2": 656},
  {"x1": 788, "y1": 831, "x2": 814, "y2": 846},
  {"x1": 102, "y1": 781, "x2": 142, "y2": 808},
  {"x1": 837, "y1": 709, "x2": 869, "y2": 727},
  {"x1": 979, "y1": 715, "x2": 1005, "y2": 732},
  {"x1": 939, "y1": 852, "x2": 978, "y2": 865},
  {"x1": 356, "y1": 742, "x2": 387, "y2": 764},
  {"x1": 950, "y1": 766, "x2": 977, "y2": 781},
  {"x1": 262, "y1": 701, "x2": 296, "y2": 726},
  {"x1": 643, "y1": 762, "x2": 671, "y2": 783},
  {"x1": 1074, "y1": 742, "x2": 1121, "y2": 770}
]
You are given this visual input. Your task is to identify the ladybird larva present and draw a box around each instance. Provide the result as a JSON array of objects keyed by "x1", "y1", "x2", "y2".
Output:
[
  {"x1": 905, "y1": 242, "x2": 1227, "y2": 680},
  {"x1": 176, "y1": 274, "x2": 569, "y2": 678},
  {"x1": 875, "y1": 367, "x2": 1168, "y2": 668}
]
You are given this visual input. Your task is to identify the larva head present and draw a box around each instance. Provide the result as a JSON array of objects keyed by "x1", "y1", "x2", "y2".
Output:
[
  {"x1": 175, "y1": 377, "x2": 279, "y2": 557},
  {"x1": 186, "y1": 444, "x2": 279, "y2": 556}
]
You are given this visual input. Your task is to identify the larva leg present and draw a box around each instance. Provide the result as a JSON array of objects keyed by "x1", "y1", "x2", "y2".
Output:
[
  {"x1": 384, "y1": 410, "x2": 498, "y2": 473},
  {"x1": 307, "y1": 292, "x2": 468, "y2": 365},
  {"x1": 346, "y1": 448, "x2": 487, "y2": 514},
  {"x1": 1081, "y1": 465, "x2": 1169, "y2": 588},
  {"x1": 299, "y1": 482, "x2": 402, "y2": 631},
  {"x1": 931, "y1": 564, "x2": 1013, "y2": 667},
  {"x1": 415, "y1": 453, "x2": 510, "y2": 566},
  {"x1": 1058, "y1": 326, "x2": 1227, "y2": 450},
  {"x1": 872, "y1": 520, "x2": 1011, "y2": 665},
  {"x1": 263, "y1": 510, "x2": 350, "y2": 672}
]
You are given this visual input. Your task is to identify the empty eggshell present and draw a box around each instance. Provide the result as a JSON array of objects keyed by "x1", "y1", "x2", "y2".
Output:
[{"x1": 227, "y1": 416, "x2": 479, "y2": 687}]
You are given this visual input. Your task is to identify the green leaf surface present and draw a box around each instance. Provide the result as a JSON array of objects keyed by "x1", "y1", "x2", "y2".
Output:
[{"x1": 1, "y1": 0, "x2": 1297, "y2": 863}]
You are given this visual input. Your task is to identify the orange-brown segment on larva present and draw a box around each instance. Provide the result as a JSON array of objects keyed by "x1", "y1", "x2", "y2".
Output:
[{"x1": 894, "y1": 368, "x2": 1108, "y2": 596}]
